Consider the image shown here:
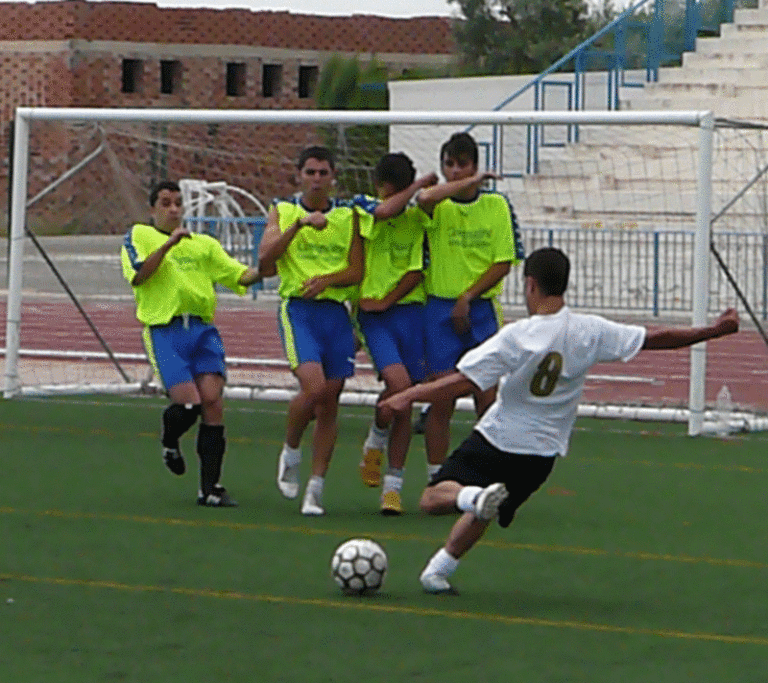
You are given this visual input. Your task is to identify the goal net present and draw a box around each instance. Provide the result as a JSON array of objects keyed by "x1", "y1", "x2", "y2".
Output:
[{"x1": 4, "y1": 108, "x2": 768, "y2": 435}]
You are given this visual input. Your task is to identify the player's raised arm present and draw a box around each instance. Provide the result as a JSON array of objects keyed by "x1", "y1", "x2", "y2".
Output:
[
  {"x1": 642, "y1": 308, "x2": 739, "y2": 350},
  {"x1": 372, "y1": 172, "x2": 438, "y2": 221},
  {"x1": 417, "y1": 170, "x2": 497, "y2": 216}
]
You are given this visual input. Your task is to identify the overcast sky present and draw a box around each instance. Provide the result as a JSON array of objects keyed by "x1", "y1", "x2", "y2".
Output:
[
  {"x1": 161, "y1": 0, "x2": 457, "y2": 17},
  {"x1": 51, "y1": 0, "x2": 459, "y2": 18}
]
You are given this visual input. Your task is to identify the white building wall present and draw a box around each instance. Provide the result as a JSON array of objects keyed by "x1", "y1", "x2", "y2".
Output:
[{"x1": 387, "y1": 71, "x2": 647, "y2": 176}]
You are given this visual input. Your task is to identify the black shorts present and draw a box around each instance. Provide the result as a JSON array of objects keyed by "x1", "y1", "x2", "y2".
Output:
[{"x1": 430, "y1": 430, "x2": 557, "y2": 528}]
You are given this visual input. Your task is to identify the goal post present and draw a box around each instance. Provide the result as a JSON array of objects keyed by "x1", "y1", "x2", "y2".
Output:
[{"x1": 2, "y1": 106, "x2": 735, "y2": 435}]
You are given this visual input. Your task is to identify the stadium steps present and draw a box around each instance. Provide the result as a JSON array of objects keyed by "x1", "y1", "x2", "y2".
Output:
[{"x1": 520, "y1": 7, "x2": 768, "y2": 231}]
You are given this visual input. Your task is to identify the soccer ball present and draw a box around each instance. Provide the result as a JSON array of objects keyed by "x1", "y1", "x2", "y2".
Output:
[{"x1": 331, "y1": 538, "x2": 388, "y2": 595}]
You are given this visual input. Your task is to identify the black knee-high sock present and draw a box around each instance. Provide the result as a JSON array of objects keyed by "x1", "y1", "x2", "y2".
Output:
[
  {"x1": 197, "y1": 423, "x2": 226, "y2": 496},
  {"x1": 162, "y1": 404, "x2": 201, "y2": 448}
]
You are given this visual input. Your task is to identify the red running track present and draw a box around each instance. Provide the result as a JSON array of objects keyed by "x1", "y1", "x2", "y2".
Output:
[{"x1": 2, "y1": 300, "x2": 767, "y2": 413}]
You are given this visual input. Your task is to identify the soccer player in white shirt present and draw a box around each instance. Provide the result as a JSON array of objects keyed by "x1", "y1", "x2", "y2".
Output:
[{"x1": 378, "y1": 247, "x2": 739, "y2": 594}]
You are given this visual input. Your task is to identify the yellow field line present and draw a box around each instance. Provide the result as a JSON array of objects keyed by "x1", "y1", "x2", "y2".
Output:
[
  {"x1": 2, "y1": 571, "x2": 766, "y2": 646},
  {"x1": 2, "y1": 506, "x2": 766, "y2": 570}
]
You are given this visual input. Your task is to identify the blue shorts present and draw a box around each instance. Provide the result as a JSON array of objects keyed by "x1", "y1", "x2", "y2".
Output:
[
  {"x1": 357, "y1": 303, "x2": 425, "y2": 382},
  {"x1": 424, "y1": 296, "x2": 501, "y2": 376},
  {"x1": 278, "y1": 298, "x2": 356, "y2": 380},
  {"x1": 143, "y1": 316, "x2": 226, "y2": 390}
]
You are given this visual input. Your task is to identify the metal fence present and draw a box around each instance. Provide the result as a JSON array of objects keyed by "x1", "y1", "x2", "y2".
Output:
[
  {"x1": 191, "y1": 217, "x2": 767, "y2": 319},
  {"x1": 503, "y1": 228, "x2": 768, "y2": 318}
]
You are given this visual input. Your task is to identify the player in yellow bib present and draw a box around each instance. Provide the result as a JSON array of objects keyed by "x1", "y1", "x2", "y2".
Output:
[
  {"x1": 121, "y1": 180, "x2": 261, "y2": 507},
  {"x1": 259, "y1": 146, "x2": 370, "y2": 516},
  {"x1": 417, "y1": 132, "x2": 524, "y2": 478},
  {"x1": 351, "y1": 153, "x2": 437, "y2": 514}
]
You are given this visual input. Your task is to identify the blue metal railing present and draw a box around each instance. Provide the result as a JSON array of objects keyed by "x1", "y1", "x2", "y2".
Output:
[
  {"x1": 501, "y1": 227, "x2": 766, "y2": 318},
  {"x1": 473, "y1": 0, "x2": 739, "y2": 176},
  {"x1": 235, "y1": 222, "x2": 765, "y2": 319},
  {"x1": 191, "y1": 217, "x2": 767, "y2": 318}
]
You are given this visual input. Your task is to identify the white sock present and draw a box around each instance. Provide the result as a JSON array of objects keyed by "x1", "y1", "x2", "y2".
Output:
[
  {"x1": 382, "y1": 473, "x2": 403, "y2": 493},
  {"x1": 426, "y1": 463, "x2": 442, "y2": 480},
  {"x1": 456, "y1": 486, "x2": 483, "y2": 513},
  {"x1": 306, "y1": 475, "x2": 324, "y2": 495},
  {"x1": 281, "y1": 443, "x2": 301, "y2": 467},
  {"x1": 365, "y1": 423, "x2": 389, "y2": 450},
  {"x1": 422, "y1": 547, "x2": 458, "y2": 578}
]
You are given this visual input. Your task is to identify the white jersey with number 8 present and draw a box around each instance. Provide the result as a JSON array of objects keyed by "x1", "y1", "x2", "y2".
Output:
[{"x1": 457, "y1": 306, "x2": 646, "y2": 457}]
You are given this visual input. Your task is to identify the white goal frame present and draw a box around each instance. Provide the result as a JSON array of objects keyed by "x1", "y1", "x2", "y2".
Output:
[{"x1": 4, "y1": 107, "x2": 715, "y2": 434}]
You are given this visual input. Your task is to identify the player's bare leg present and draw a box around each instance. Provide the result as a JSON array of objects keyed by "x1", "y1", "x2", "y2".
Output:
[
  {"x1": 286, "y1": 362, "x2": 327, "y2": 449},
  {"x1": 423, "y1": 395, "x2": 455, "y2": 469},
  {"x1": 301, "y1": 377, "x2": 345, "y2": 516},
  {"x1": 444, "y1": 512, "x2": 491, "y2": 558},
  {"x1": 419, "y1": 480, "x2": 462, "y2": 514},
  {"x1": 167, "y1": 380, "x2": 201, "y2": 406},
  {"x1": 309, "y1": 377, "x2": 345, "y2": 478},
  {"x1": 364, "y1": 364, "x2": 413, "y2": 514},
  {"x1": 419, "y1": 480, "x2": 508, "y2": 593},
  {"x1": 276, "y1": 362, "x2": 325, "y2": 499},
  {"x1": 195, "y1": 372, "x2": 224, "y2": 426}
]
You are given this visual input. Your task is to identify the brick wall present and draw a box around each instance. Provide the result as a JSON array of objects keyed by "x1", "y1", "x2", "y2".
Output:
[
  {"x1": 0, "y1": 1, "x2": 454, "y2": 54},
  {"x1": 0, "y1": 1, "x2": 456, "y2": 233}
]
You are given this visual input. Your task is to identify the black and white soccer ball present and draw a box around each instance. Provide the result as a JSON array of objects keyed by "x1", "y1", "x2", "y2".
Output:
[{"x1": 331, "y1": 538, "x2": 388, "y2": 595}]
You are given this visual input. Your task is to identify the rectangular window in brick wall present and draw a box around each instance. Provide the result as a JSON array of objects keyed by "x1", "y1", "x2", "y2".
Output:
[
  {"x1": 298, "y1": 65, "x2": 318, "y2": 99},
  {"x1": 226, "y1": 63, "x2": 246, "y2": 97},
  {"x1": 161, "y1": 60, "x2": 182, "y2": 95},
  {"x1": 122, "y1": 59, "x2": 143, "y2": 94},
  {"x1": 262, "y1": 64, "x2": 282, "y2": 98}
]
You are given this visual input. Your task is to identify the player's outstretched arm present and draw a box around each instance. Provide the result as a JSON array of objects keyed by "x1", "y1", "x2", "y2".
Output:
[
  {"x1": 642, "y1": 308, "x2": 739, "y2": 350},
  {"x1": 417, "y1": 171, "x2": 497, "y2": 216},
  {"x1": 238, "y1": 267, "x2": 262, "y2": 287},
  {"x1": 373, "y1": 173, "x2": 438, "y2": 221},
  {"x1": 378, "y1": 371, "x2": 477, "y2": 423}
]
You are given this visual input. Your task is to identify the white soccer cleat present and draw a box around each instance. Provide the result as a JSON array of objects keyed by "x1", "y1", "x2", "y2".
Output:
[
  {"x1": 301, "y1": 488, "x2": 325, "y2": 516},
  {"x1": 473, "y1": 482, "x2": 509, "y2": 521},
  {"x1": 419, "y1": 570, "x2": 458, "y2": 595},
  {"x1": 276, "y1": 448, "x2": 300, "y2": 499}
]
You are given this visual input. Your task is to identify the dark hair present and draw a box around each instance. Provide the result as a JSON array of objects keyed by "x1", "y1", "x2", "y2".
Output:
[
  {"x1": 149, "y1": 180, "x2": 180, "y2": 207},
  {"x1": 297, "y1": 145, "x2": 335, "y2": 171},
  {"x1": 523, "y1": 247, "x2": 570, "y2": 296},
  {"x1": 440, "y1": 132, "x2": 478, "y2": 166},
  {"x1": 374, "y1": 152, "x2": 416, "y2": 193}
]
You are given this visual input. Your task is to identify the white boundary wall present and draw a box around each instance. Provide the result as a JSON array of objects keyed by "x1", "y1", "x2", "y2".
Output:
[{"x1": 388, "y1": 71, "x2": 647, "y2": 174}]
